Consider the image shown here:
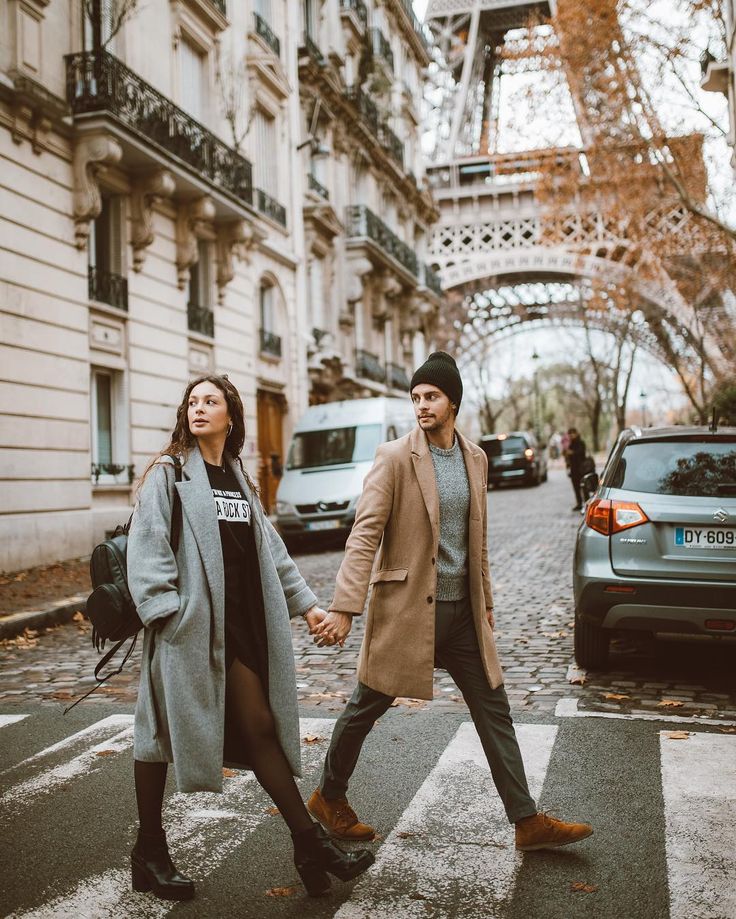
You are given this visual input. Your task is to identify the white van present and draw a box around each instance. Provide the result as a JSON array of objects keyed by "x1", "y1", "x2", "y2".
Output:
[{"x1": 275, "y1": 397, "x2": 416, "y2": 545}]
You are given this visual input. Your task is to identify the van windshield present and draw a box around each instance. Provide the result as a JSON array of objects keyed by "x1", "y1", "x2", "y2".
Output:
[{"x1": 287, "y1": 424, "x2": 383, "y2": 470}]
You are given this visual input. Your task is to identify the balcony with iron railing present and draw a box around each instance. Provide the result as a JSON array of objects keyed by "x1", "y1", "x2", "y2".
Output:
[
  {"x1": 386, "y1": 362, "x2": 410, "y2": 390},
  {"x1": 307, "y1": 173, "x2": 329, "y2": 199},
  {"x1": 255, "y1": 188, "x2": 287, "y2": 227},
  {"x1": 260, "y1": 329, "x2": 282, "y2": 357},
  {"x1": 66, "y1": 51, "x2": 253, "y2": 208},
  {"x1": 340, "y1": 0, "x2": 368, "y2": 28},
  {"x1": 355, "y1": 349, "x2": 386, "y2": 383},
  {"x1": 299, "y1": 32, "x2": 325, "y2": 65},
  {"x1": 346, "y1": 205, "x2": 418, "y2": 278},
  {"x1": 389, "y1": 0, "x2": 430, "y2": 56},
  {"x1": 419, "y1": 261, "x2": 443, "y2": 297},
  {"x1": 188, "y1": 302, "x2": 215, "y2": 337},
  {"x1": 88, "y1": 265, "x2": 128, "y2": 311},
  {"x1": 210, "y1": 0, "x2": 227, "y2": 16},
  {"x1": 368, "y1": 28, "x2": 394, "y2": 71},
  {"x1": 344, "y1": 87, "x2": 404, "y2": 169},
  {"x1": 254, "y1": 12, "x2": 280, "y2": 56}
]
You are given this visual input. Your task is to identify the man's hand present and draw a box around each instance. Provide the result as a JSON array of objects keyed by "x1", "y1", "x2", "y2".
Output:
[
  {"x1": 312, "y1": 611, "x2": 354, "y2": 647},
  {"x1": 486, "y1": 607, "x2": 495, "y2": 629},
  {"x1": 303, "y1": 606, "x2": 327, "y2": 634}
]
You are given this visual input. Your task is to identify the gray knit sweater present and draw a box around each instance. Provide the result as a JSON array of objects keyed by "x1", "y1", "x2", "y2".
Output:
[{"x1": 429, "y1": 437, "x2": 470, "y2": 600}]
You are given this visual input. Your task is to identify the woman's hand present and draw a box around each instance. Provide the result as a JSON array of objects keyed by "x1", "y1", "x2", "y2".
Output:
[
  {"x1": 311, "y1": 611, "x2": 353, "y2": 647},
  {"x1": 304, "y1": 606, "x2": 327, "y2": 634}
]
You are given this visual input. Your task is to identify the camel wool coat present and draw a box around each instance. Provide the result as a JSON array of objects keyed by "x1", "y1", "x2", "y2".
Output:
[
  {"x1": 329, "y1": 425, "x2": 503, "y2": 700},
  {"x1": 127, "y1": 446, "x2": 317, "y2": 793}
]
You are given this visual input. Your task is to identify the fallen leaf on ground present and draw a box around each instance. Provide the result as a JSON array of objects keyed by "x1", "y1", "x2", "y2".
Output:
[
  {"x1": 303, "y1": 734, "x2": 323, "y2": 744},
  {"x1": 390, "y1": 698, "x2": 426, "y2": 709},
  {"x1": 222, "y1": 767, "x2": 237, "y2": 777},
  {"x1": 663, "y1": 731, "x2": 691, "y2": 740},
  {"x1": 658, "y1": 700, "x2": 685, "y2": 708},
  {"x1": 570, "y1": 881, "x2": 598, "y2": 894},
  {"x1": 265, "y1": 886, "x2": 298, "y2": 897},
  {"x1": 719, "y1": 727, "x2": 736, "y2": 734},
  {"x1": 265, "y1": 806, "x2": 280, "y2": 816},
  {"x1": 603, "y1": 693, "x2": 630, "y2": 701},
  {"x1": 95, "y1": 749, "x2": 116, "y2": 757},
  {"x1": 72, "y1": 611, "x2": 85, "y2": 622},
  {"x1": 396, "y1": 831, "x2": 421, "y2": 839},
  {"x1": 408, "y1": 892, "x2": 429, "y2": 900}
]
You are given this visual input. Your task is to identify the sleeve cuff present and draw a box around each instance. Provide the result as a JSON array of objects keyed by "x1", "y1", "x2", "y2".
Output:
[
  {"x1": 137, "y1": 591, "x2": 180, "y2": 626},
  {"x1": 287, "y1": 586, "x2": 319, "y2": 620}
]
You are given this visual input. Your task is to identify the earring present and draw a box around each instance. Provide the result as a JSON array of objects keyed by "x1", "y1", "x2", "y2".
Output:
[{"x1": 227, "y1": 423, "x2": 233, "y2": 437}]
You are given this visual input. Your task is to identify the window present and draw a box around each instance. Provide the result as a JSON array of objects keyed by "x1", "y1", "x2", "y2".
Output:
[
  {"x1": 254, "y1": 109, "x2": 278, "y2": 195},
  {"x1": 255, "y1": 0, "x2": 272, "y2": 17},
  {"x1": 609, "y1": 439, "x2": 736, "y2": 497},
  {"x1": 308, "y1": 256, "x2": 324, "y2": 331},
  {"x1": 88, "y1": 196, "x2": 127, "y2": 310},
  {"x1": 259, "y1": 282, "x2": 281, "y2": 357},
  {"x1": 179, "y1": 37, "x2": 207, "y2": 122},
  {"x1": 91, "y1": 367, "x2": 129, "y2": 484},
  {"x1": 84, "y1": 0, "x2": 118, "y2": 52},
  {"x1": 303, "y1": 0, "x2": 318, "y2": 39},
  {"x1": 188, "y1": 240, "x2": 214, "y2": 336}
]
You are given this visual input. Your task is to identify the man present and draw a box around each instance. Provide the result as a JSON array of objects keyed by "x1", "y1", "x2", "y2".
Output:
[
  {"x1": 565, "y1": 427, "x2": 587, "y2": 511},
  {"x1": 308, "y1": 352, "x2": 593, "y2": 852}
]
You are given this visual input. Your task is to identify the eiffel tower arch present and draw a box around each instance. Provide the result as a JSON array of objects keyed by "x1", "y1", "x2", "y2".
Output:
[{"x1": 423, "y1": 0, "x2": 732, "y2": 378}]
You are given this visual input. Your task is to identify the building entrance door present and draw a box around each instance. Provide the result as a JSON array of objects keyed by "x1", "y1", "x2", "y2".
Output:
[{"x1": 256, "y1": 389, "x2": 286, "y2": 514}]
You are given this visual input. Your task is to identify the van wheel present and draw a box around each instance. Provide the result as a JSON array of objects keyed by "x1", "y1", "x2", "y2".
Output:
[{"x1": 574, "y1": 614, "x2": 609, "y2": 670}]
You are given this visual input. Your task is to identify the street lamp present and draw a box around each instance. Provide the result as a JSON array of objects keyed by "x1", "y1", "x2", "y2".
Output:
[
  {"x1": 531, "y1": 349, "x2": 541, "y2": 439},
  {"x1": 639, "y1": 389, "x2": 648, "y2": 428}
]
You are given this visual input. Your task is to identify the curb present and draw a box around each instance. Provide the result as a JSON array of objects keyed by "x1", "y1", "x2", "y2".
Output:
[{"x1": 0, "y1": 596, "x2": 87, "y2": 640}]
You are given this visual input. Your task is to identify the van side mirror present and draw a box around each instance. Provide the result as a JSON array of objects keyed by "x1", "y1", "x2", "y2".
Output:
[{"x1": 582, "y1": 471, "x2": 599, "y2": 497}]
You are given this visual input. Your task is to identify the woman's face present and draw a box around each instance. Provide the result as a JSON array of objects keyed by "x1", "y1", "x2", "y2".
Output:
[{"x1": 187, "y1": 382, "x2": 230, "y2": 440}]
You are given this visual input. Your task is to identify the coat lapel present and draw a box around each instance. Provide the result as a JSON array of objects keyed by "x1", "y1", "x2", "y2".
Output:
[
  {"x1": 176, "y1": 446, "x2": 224, "y2": 616},
  {"x1": 409, "y1": 426, "x2": 440, "y2": 546}
]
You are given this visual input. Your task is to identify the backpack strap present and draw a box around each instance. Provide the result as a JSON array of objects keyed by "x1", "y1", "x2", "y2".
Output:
[
  {"x1": 169, "y1": 455, "x2": 183, "y2": 554},
  {"x1": 63, "y1": 632, "x2": 139, "y2": 714}
]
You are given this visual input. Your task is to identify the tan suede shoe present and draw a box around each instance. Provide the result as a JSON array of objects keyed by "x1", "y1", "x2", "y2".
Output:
[
  {"x1": 307, "y1": 789, "x2": 376, "y2": 841},
  {"x1": 515, "y1": 812, "x2": 593, "y2": 851}
]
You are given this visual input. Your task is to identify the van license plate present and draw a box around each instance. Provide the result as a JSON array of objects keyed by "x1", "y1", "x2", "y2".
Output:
[
  {"x1": 674, "y1": 527, "x2": 736, "y2": 549},
  {"x1": 306, "y1": 520, "x2": 341, "y2": 531}
]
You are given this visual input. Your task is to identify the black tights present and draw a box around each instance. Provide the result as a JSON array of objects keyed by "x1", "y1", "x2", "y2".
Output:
[{"x1": 134, "y1": 658, "x2": 312, "y2": 836}]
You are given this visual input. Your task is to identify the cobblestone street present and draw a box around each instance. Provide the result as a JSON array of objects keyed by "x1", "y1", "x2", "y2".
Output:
[{"x1": 1, "y1": 466, "x2": 734, "y2": 722}]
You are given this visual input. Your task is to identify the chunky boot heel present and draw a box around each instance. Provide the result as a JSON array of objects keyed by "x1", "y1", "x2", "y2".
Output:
[
  {"x1": 130, "y1": 829, "x2": 195, "y2": 901},
  {"x1": 293, "y1": 823, "x2": 374, "y2": 897}
]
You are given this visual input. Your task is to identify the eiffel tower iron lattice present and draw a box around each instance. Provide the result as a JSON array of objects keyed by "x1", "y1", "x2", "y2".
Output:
[{"x1": 422, "y1": 0, "x2": 735, "y2": 384}]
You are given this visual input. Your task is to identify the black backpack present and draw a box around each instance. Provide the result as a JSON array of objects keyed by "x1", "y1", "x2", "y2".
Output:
[{"x1": 65, "y1": 457, "x2": 182, "y2": 712}]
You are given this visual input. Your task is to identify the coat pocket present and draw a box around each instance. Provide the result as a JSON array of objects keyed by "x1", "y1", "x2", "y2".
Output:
[{"x1": 369, "y1": 567, "x2": 409, "y2": 585}]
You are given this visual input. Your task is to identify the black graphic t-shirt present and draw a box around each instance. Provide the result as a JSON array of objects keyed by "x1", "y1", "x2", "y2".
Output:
[{"x1": 204, "y1": 461, "x2": 268, "y2": 683}]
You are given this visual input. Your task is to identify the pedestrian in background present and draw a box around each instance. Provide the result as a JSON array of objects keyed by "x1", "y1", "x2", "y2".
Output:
[
  {"x1": 565, "y1": 427, "x2": 587, "y2": 510},
  {"x1": 126, "y1": 374, "x2": 373, "y2": 901},
  {"x1": 307, "y1": 352, "x2": 593, "y2": 852}
]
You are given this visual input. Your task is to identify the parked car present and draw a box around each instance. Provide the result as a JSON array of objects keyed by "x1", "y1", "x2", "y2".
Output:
[
  {"x1": 274, "y1": 397, "x2": 416, "y2": 547},
  {"x1": 479, "y1": 432, "x2": 548, "y2": 488},
  {"x1": 573, "y1": 426, "x2": 736, "y2": 669}
]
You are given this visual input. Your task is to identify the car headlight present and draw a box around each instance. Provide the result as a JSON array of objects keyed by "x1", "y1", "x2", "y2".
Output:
[{"x1": 276, "y1": 501, "x2": 297, "y2": 516}]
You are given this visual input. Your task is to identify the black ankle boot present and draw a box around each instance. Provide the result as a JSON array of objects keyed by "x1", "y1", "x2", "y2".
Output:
[
  {"x1": 131, "y1": 829, "x2": 195, "y2": 901},
  {"x1": 292, "y1": 823, "x2": 375, "y2": 897}
]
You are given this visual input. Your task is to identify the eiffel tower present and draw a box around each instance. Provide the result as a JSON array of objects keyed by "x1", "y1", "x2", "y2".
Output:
[{"x1": 422, "y1": 0, "x2": 733, "y2": 384}]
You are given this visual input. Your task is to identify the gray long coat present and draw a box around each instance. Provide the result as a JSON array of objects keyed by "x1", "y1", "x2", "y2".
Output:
[{"x1": 127, "y1": 446, "x2": 317, "y2": 793}]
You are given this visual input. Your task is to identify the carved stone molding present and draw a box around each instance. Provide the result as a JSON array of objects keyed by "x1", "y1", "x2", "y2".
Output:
[
  {"x1": 345, "y1": 256, "x2": 373, "y2": 304},
  {"x1": 215, "y1": 219, "x2": 263, "y2": 302},
  {"x1": 72, "y1": 134, "x2": 123, "y2": 249},
  {"x1": 175, "y1": 196, "x2": 216, "y2": 289},
  {"x1": 130, "y1": 170, "x2": 176, "y2": 272}
]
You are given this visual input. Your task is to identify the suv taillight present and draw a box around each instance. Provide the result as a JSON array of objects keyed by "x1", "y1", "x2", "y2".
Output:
[{"x1": 585, "y1": 499, "x2": 649, "y2": 535}]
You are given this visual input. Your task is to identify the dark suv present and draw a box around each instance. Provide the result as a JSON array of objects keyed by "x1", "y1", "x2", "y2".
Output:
[
  {"x1": 573, "y1": 426, "x2": 736, "y2": 669},
  {"x1": 480, "y1": 432, "x2": 548, "y2": 488}
]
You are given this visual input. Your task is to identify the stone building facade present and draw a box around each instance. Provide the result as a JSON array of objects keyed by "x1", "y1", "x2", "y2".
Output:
[{"x1": 0, "y1": 0, "x2": 440, "y2": 571}]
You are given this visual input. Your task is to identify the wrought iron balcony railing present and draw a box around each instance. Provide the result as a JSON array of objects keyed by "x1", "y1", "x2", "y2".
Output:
[
  {"x1": 66, "y1": 51, "x2": 253, "y2": 207},
  {"x1": 210, "y1": 0, "x2": 227, "y2": 16},
  {"x1": 419, "y1": 261, "x2": 443, "y2": 297},
  {"x1": 368, "y1": 28, "x2": 394, "y2": 71},
  {"x1": 312, "y1": 327, "x2": 330, "y2": 346},
  {"x1": 386, "y1": 362, "x2": 410, "y2": 390},
  {"x1": 256, "y1": 188, "x2": 287, "y2": 226},
  {"x1": 344, "y1": 87, "x2": 404, "y2": 168},
  {"x1": 254, "y1": 12, "x2": 280, "y2": 56},
  {"x1": 346, "y1": 205, "x2": 418, "y2": 277},
  {"x1": 355, "y1": 349, "x2": 386, "y2": 384},
  {"x1": 340, "y1": 0, "x2": 368, "y2": 27},
  {"x1": 299, "y1": 33, "x2": 325, "y2": 65},
  {"x1": 91, "y1": 462, "x2": 135, "y2": 484},
  {"x1": 260, "y1": 329, "x2": 282, "y2": 357},
  {"x1": 188, "y1": 302, "x2": 214, "y2": 337},
  {"x1": 307, "y1": 173, "x2": 329, "y2": 199},
  {"x1": 88, "y1": 265, "x2": 128, "y2": 311},
  {"x1": 393, "y1": 0, "x2": 430, "y2": 53}
]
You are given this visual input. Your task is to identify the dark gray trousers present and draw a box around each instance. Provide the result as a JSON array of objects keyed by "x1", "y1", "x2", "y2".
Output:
[{"x1": 319, "y1": 597, "x2": 538, "y2": 824}]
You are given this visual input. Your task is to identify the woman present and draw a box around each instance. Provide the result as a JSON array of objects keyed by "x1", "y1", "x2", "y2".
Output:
[{"x1": 126, "y1": 374, "x2": 373, "y2": 900}]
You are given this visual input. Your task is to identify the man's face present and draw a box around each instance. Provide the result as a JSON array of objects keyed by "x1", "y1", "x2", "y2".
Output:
[{"x1": 411, "y1": 383, "x2": 455, "y2": 433}]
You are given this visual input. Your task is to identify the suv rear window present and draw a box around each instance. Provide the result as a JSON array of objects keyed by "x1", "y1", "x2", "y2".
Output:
[
  {"x1": 483, "y1": 436, "x2": 527, "y2": 456},
  {"x1": 609, "y1": 439, "x2": 736, "y2": 497}
]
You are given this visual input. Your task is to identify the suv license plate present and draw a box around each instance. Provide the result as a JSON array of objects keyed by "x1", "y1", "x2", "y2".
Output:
[
  {"x1": 306, "y1": 519, "x2": 341, "y2": 531},
  {"x1": 674, "y1": 527, "x2": 736, "y2": 549}
]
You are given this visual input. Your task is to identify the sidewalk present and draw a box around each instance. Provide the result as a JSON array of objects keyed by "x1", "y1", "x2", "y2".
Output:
[{"x1": 0, "y1": 559, "x2": 89, "y2": 640}]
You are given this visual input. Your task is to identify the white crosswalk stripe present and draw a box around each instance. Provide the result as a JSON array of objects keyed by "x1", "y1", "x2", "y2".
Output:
[
  {"x1": 334, "y1": 724, "x2": 557, "y2": 919},
  {"x1": 0, "y1": 714, "x2": 29, "y2": 728},
  {"x1": 660, "y1": 730, "x2": 736, "y2": 919}
]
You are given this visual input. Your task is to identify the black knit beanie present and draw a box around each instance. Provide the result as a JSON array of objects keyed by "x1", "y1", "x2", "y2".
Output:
[{"x1": 409, "y1": 351, "x2": 463, "y2": 410}]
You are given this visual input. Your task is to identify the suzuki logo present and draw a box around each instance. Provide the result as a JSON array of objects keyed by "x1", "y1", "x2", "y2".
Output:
[
  {"x1": 713, "y1": 507, "x2": 729, "y2": 523},
  {"x1": 317, "y1": 501, "x2": 329, "y2": 513}
]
